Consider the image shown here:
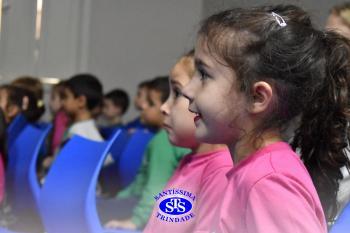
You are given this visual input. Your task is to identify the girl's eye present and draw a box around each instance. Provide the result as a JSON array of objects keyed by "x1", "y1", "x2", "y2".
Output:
[
  {"x1": 198, "y1": 67, "x2": 210, "y2": 81},
  {"x1": 174, "y1": 88, "x2": 181, "y2": 98}
]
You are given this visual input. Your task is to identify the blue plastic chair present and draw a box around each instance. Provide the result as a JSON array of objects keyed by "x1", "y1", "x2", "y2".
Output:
[
  {"x1": 38, "y1": 129, "x2": 127, "y2": 233},
  {"x1": 5, "y1": 123, "x2": 51, "y2": 232},
  {"x1": 330, "y1": 201, "x2": 350, "y2": 233},
  {"x1": 117, "y1": 129, "x2": 154, "y2": 188},
  {"x1": 6, "y1": 114, "x2": 27, "y2": 151},
  {"x1": 99, "y1": 129, "x2": 130, "y2": 194},
  {"x1": 99, "y1": 126, "x2": 123, "y2": 140},
  {"x1": 109, "y1": 129, "x2": 130, "y2": 163}
]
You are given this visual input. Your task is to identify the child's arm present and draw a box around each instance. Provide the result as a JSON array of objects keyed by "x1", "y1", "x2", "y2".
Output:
[{"x1": 130, "y1": 144, "x2": 181, "y2": 228}]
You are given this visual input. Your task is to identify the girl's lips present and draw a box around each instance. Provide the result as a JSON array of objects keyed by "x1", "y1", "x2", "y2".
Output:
[
  {"x1": 194, "y1": 114, "x2": 202, "y2": 123},
  {"x1": 163, "y1": 123, "x2": 171, "y2": 130}
]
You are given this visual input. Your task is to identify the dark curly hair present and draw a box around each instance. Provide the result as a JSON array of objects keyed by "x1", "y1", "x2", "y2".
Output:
[{"x1": 199, "y1": 4, "x2": 350, "y2": 221}]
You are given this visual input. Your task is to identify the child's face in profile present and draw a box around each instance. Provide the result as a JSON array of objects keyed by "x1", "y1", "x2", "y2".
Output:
[
  {"x1": 102, "y1": 98, "x2": 122, "y2": 120},
  {"x1": 182, "y1": 40, "x2": 248, "y2": 145},
  {"x1": 50, "y1": 91, "x2": 62, "y2": 114},
  {"x1": 140, "y1": 89, "x2": 164, "y2": 128},
  {"x1": 161, "y1": 59, "x2": 198, "y2": 148},
  {"x1": 62, "y1": 87, "x2": 79, "y2": 116},
  {"x1": 134, "y1": 86, "x2": 148, "y2": 111}
]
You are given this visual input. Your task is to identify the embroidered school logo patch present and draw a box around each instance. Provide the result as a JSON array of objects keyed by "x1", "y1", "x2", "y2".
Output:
[{"x1": 154, "y1": 188, "x2": 195, "y2": 223}]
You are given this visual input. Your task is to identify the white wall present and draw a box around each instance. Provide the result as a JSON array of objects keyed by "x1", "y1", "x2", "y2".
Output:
[
  {"x1": 0, "y1": 0, "x2": 37, "y2": 80},
  {"x1": 202, "y1": 0, "x2": 347, "y2": 27},
  {"x1": 86, "y1": 0, "x2": 202, "y2": 120},
  {"x1": 36, "y1": 0, "x2": 88, "y2": 78},
  {"x1": 0, "y1": 0, "x2": 203, "y2": 121}
]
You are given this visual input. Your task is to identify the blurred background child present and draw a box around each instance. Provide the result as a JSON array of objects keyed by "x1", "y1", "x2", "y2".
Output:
[
  {"x1": 0, "y1": 85, "x2": 39, "y2": 124},
  {"x1": 42, "y1": 73, "x2": 106, "y2": 170},
  {"x1": 11, "y1": 76, "x2": 45, "y2": 123},
  {"x1": 125, "y1": 80, "x2": 152, "y2": 132},
  {"x1": 61, "y1": 73, "x2": 103, "y2": 142},
  {"x1": 48, "y1": 81, "x2": 69, "y2": 156},
  {"x1": 100, "y1": 76, "x2": 189, "y2": 230},
  {"x1": 99, "y1": 89, "x2": 129, "y2": 128}
]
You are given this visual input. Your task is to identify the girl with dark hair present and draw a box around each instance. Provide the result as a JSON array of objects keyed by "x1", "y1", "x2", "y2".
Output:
[
  {"x1": 0, "y1": 85, "x2": 40, "y2": 123},
  {"x1": 182, "y1": 4, "x2": 350, "y2": 233},
  {"x1": 12, "y1": 76, "x2": 45, "y2": 122}
]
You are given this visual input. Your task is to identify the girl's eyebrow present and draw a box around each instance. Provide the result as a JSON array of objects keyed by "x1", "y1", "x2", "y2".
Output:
[
  {"x1": 195, "y1": 58, "x2": 211, "y2": 69},
  {"x1": 170, "y1": 79, "x2": 182, "y2": 87}
]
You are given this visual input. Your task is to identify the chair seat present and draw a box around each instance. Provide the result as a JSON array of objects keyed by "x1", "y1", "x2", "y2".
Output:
[{"x1": 39, "y1": 130, "x2": 124, "y2": 233}]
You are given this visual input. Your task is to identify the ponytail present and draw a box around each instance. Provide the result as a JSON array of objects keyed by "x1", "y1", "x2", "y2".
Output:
[{"x1": 292, "y1": 31, "x2": 350, "y2": 221}]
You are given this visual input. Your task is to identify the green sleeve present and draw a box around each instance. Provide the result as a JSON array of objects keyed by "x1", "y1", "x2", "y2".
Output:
[{"x1": 131, "y1": 130, "x2": 189, "y2": 228}]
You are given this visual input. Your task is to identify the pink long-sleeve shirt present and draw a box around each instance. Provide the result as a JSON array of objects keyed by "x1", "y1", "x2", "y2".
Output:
[
  {"x1": 215, "y1": 141, "x2": 327, "y2": 233},
  {"x1": 143, "y1": 148, "x2": 233, "y2": 233},
  {"x1": 51, "y1": 110, "x2": 69, "y2": 154}
]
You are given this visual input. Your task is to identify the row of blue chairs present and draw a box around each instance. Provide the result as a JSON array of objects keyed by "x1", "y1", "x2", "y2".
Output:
[{"x1": 3, "y1": 115, "x2": 149, "y2": 233}]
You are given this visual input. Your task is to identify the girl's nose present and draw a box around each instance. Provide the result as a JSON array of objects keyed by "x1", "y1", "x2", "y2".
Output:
[
  {"x1": 182, "y1": 79, "x2": 196, "y2": 103},
  {"x1": 160, "y1": 101, "x2": 169, "y2": 116}
]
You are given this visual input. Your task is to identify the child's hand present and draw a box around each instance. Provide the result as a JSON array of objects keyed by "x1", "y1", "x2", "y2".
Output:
[
  {"x1": 42, "y1": 156, "x2": 54, "y2": 168},
  {"x1": 105, "y1": 219, "x2": 137, "y2": 230}
]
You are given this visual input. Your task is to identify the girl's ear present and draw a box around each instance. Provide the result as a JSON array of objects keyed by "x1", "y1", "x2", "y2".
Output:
[{"x1": 248, "y1": 81, "x2": 273, "y2": 114}]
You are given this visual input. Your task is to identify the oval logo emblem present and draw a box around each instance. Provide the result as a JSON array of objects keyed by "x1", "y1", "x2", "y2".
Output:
[{"x1": 159, "y1": 197, "x2": 192, "y2": 215}]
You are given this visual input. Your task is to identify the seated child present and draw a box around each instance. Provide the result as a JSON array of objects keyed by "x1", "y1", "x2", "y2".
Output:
[
  {"x1": 43, "y1": 74, "x2": 108, "y2": 169},
  {"x1": 100, "y1": 89, "x2": 129, "y2": 128},
  {"x1": 61, "y1": 73, "x2": 104, "y2": 142},
  {"x1": 100, "y1": 77, "x2": 190, "y2": 230},
  {"x1": 143, "y1": 51, "x2": 233, "y2": 232},
  {"x1": 11, "y1": 76, "x2": 45, "y2": 122},
  {"x1": 0, "y1": 85, "x2": 40, "y2": 124}
]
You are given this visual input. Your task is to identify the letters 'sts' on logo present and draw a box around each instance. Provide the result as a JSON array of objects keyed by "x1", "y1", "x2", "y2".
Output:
[
  {"x1": 154, "y1": 189, "x2": 195, "y2": 223},
  {"x1": 160, "y1": 197, "x2": 192, "y2": 215}
]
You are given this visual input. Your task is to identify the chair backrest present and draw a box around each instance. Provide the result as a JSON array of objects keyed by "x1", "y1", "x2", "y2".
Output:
[
  {"x1": 109, "y1": 129, "x2": 129, "y2": 163},
  {"x1": 6, "y1": 123, "x2": 51, "y2": 232},
  {"x1": 98, "y1": 129, "x2": 129, "y2": 194},
  {"x1": 330, "y1": 201, "x2": 350, "y2": 233},
  {"x1": 118, "y1": 129, "x2": 154, "y2": 187},
  {"x1": 39, "y1": 130, "x2": 122, "y2": 233},
  {"x1": 99, "y1": 126, "x2": 122, "y2": 140},
  {"x1": 6, "y1": 114, "x2": 27, "y2": 151}
]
